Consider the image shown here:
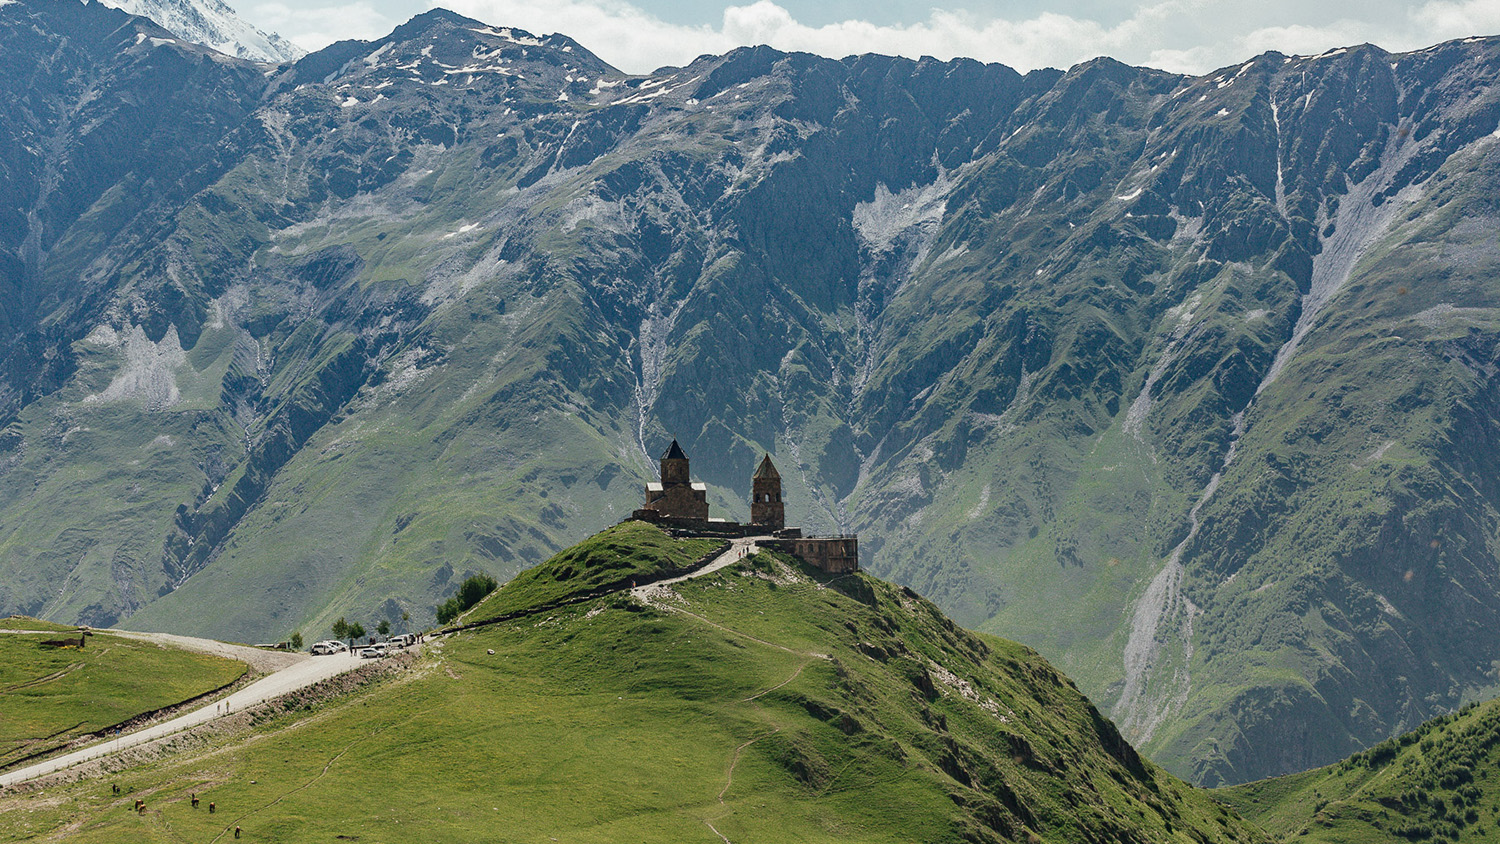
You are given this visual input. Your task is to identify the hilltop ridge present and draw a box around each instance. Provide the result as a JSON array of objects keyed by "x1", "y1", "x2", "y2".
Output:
[{"x1": 2, "y1": 524, "x2": 1268, "y2": 842}]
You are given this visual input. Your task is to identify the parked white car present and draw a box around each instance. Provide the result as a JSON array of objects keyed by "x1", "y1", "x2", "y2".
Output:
[
  {"x1": 358, "y1": 644, "x2": 387, "y2": 659},
  {"x1": 311, "y1": 640, "x2": 349, "y2": 655}
]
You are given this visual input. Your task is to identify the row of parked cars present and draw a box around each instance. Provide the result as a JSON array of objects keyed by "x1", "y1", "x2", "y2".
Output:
[{"x1": 310, "y1": 633, "x2": 416, "y2": 657}]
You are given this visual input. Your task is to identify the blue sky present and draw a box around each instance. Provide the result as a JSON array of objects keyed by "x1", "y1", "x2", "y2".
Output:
[{"x1": 238, "y1": 0, "x2": 1500, "y2": 75}]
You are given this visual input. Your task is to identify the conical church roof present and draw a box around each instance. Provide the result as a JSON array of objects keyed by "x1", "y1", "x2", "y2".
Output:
[
  {"x1": 661, "y1": 439, "x2": 688, "y2": 461},
  {"x1": 753, "y1": 453, "x2": 780, "y2": 479}
]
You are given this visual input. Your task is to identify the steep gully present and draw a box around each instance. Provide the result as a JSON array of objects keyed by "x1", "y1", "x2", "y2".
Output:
[{"x1": 1115, "y1": 108, "x2": 1426, "y2": 744}]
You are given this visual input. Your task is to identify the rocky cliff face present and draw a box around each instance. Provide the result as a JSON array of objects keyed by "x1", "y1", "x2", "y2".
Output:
[{"x1": 3, "y1": 0, "x2": 1500, "y2": 785}]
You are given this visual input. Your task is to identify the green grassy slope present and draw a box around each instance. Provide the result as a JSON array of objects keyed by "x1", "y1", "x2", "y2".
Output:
[
  {"x1": 0, "y1": 617, "x2": 74, "y2": 632},
  {"x1": 0, "y1": 535, "x2": 1266, "y2": 843},
  {"x1": 463, "y1": 521, "x2": 723, "y2": 622},
  {"x1": 0, "y1": 627, "x2": 246, "y2": 769},
  {"x1": 1218, "y1": 699, "x2": 1500, "y2": 844}
]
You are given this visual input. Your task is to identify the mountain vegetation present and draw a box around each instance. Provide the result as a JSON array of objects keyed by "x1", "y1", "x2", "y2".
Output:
[
  {"x1": 2, "y1": 0, "x2": 1499, "y2": 784},
  {"x1": 462, "y1": 521, "x2": 723, "y2": 623},
  {"x1": 1219, "y1": 697, "x2": 1500, "y2": 843},
  {"x1": 0, "y1": 533, "x2": 1269, "y2": 843},
  {"x1": 435, "y1": 571, "x2": 497, "y2": 623}
]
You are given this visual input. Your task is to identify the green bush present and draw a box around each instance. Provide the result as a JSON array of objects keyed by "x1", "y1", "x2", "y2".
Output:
[{"x1": 437, "y1": 574, "x2": 499, "y2": 624}]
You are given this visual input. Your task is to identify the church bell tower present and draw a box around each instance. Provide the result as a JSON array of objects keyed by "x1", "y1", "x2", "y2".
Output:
[
  {"x1": 750, "y1": 454, "x2": 784, "y2": 530},
  {"x1": 660, "y1": 438, "x2": 690, "y2": 486}
]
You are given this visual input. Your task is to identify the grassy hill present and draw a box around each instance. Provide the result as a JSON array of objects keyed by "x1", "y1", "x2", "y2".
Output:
[
  {"x1": 461, "y1": 521, "x2": 725, "y2": 623},
  {"x1": 1218, "y1": 698, "x2": 1500, "y2": 843},
  {"x1": 0, "y1": 623, "x2": 246, "y2": 770},
  {"x1": 0, "y1": 532, "x2": 1266, "y2": 843},
  {"x1": 0, "y1": 617, "x2": 74, "y2": 632}
]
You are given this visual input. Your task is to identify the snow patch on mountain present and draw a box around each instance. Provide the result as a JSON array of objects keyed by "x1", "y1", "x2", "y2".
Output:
[{"x1": 96, "y1": 0, "x2": 304, "y2": 63}]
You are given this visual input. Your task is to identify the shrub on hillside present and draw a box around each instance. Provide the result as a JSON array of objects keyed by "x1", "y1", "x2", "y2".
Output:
[{"x1": 436, "y1": 574, "x2": 498, "y2": 624}]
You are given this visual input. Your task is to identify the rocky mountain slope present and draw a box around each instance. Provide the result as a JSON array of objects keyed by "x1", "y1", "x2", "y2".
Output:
[
  {"x1": 2, "y1": 0, "x2": 1500, "y2": 784},
  {"x1": 0, "y1": 525, "x2": 1271, "y2": 844}
]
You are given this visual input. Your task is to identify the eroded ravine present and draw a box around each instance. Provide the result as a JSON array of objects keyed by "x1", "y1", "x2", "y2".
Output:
[{"x1": 1115, "y1": 117, "x2": 1427, "y2": 744}]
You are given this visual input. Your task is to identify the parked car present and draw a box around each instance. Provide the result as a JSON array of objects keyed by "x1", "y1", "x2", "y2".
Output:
[
  {"x1": 311, "y1": 640, "x2": 349, "y2": 655},
  {"x1": 358, "y1": 646, "x2": 380, "y2": 658},
  {"x1": 387, "y1": 634, "x2": 413, "y2": 648}
]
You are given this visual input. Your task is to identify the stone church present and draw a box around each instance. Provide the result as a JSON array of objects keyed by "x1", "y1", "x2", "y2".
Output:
[
  {"x1": 631, "y1": 439, "x2": 857, "y2": 573},
  {"x1": 641, "y1": 439, "x2": 709, "y2": 521},
  {"x1": 636, "y1": 438, "x2": 783, "y2": 530},
  {"x1": 750, "y1": 454, "x2": 784, "y2": 530}
]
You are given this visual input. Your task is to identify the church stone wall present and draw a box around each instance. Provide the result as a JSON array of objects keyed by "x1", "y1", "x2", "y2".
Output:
[
  {"x1": 765, "y1": 537, "x2": 859, "y2": 574},
  {"x1": 631, "y1": 443, "x2": 858, "y2": 574},
  {"x1": 644, "y1": 483, "x2": 708, "y2": 521}
]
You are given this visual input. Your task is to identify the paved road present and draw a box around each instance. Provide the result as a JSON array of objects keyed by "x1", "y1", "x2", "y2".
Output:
[{"x1": 0, "y1": 631, "x2": 368, "y2": 790}]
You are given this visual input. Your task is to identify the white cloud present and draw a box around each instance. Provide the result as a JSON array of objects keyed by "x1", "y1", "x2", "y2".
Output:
[
  {"x1": 251, "y1": 1, "x2": 399, "y2": 51},
  {"x1": 249, "y1": 0, "x2": 1499, "y2": 75},
  {"x1": 1237, "y1": 22, "x2": 1380, "y2": 58},
  {"x1": 437, "y1": 0, "x2": 1197, "y2": 73},
  {"x1": 1415, "y1": 0, "x2": 1500, "y2": 39}
]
